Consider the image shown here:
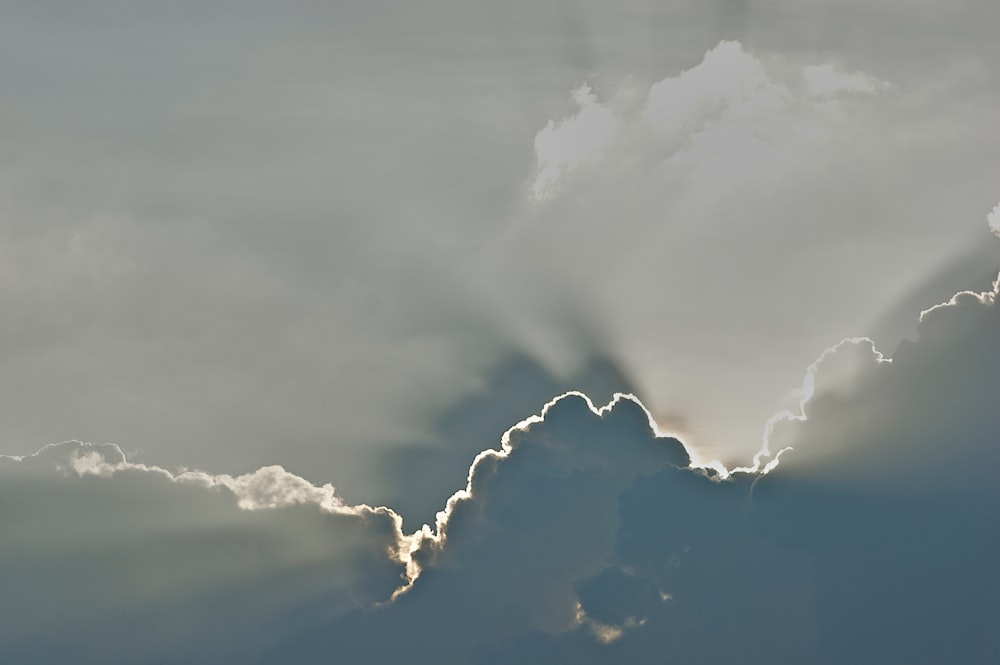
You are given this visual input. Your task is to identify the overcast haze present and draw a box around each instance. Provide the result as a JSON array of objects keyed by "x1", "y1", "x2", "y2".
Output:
[{"x1": 2, "y1": 2, "x2": 999, "y2": 662}]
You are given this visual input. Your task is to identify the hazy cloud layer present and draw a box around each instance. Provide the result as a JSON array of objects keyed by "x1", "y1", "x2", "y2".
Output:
[{"x1": 1, "y1": 2, "x2": 998, "y2": 494}]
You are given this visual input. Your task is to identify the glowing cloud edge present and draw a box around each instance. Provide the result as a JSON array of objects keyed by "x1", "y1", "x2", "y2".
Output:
[{"x1": 3, "y1": 272, "x2": 998, "y2": 603}]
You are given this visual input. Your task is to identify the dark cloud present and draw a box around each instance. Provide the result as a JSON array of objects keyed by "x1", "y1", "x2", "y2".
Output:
[
  {"x1": 370, "y1": 353, "x2": 635, "y2": 527},
  {"x1": 771, "y1": 274, "x2": 1000, "y2": 491},
  {"x1": 866, "y1": 244, "x2": 999, "y2": 351},
  {"x1": 287, "y1": 272, "x2": 1000, "y2": 663},
  {"x1": 5, "y1": 269, "x2": 1000, "y2": 662},
  {"x1": 272, "y1": 391, "x2": 694, "y2": 663},
  {"x1": 0, "y1": 442, "x2": 408, "y2": 663}
]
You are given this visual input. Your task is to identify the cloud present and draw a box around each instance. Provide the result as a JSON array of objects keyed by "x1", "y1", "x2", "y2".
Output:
[
  {"x1": 771, "y1": 272, "x2": 1000, "y2": 489},
  {"x1": 2, "y1": 4, "x2": 997, "y2": 499},
  {"x1": 489, "y1": 38, "x2": 1000, "y2": 467},
  {"x1": 5, "y1": 266, "x2": 1000, "y2": 663},
  {"x1": 989, "y1": 201, "x2": 1000, "y2": 237},
  {"x1": 533, "y1": 85, "x2": 621, "y2": 200},
  {"x1": 283, "y1": 268, "x2": 1000, "y2": 664},
  {"x1": 272, "y1": 391, "x2": 699, "y2": 663},
  {"x1": 3, "y1": 5, "x2": 1000, "y2": 662},
  {"x1": 530, "y1": 40, "x2": 887, "y2": 198},
  {"x1": 368, "y1": 353, "x2": 636, "y2": 528},
  {"x1": 0, "y1": 442, "x2": 409, "y2": 662},
  {"x1": 0, "y1": 390, "x2": 698, "y2": 663}
]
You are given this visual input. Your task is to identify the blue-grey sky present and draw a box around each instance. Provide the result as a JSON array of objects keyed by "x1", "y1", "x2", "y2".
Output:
[{"x1": 2, "y1": 1, "x2": 999, "y2": 662}]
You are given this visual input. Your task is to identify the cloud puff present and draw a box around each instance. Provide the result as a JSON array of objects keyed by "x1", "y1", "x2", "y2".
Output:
[
  {"x1": 534, "y1": 85, "x2": 621, "y2": 200},
  {"x1": 0, "y1": 390, "x2": 700, "y2": 663},
  {"x1": 273, "y1": 391, "x2": 698, "y2": 663},
  {"x1": 801, "y1": 62, "x2": 888, "y2": 96},
  {"x1": 530, "y1": 40, "x2": 883, "y2": 199},
  {"x1": 369, "y1": 353, "x2": 636, "y2": 529},
  {"x1": 989, "y1": 201, "x2": 1000, "y2": 237}
]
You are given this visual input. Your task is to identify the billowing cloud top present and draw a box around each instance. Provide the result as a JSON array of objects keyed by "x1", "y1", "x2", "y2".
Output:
[
  {"x1": 492, "y1": 38, "x2": 1000, "y2": 466},
  {"x1": 532, "y1": 40, "x2": 883, "y2": 201}
]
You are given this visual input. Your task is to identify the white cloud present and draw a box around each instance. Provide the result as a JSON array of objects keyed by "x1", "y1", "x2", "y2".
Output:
[
  {"x1": 532, "y1": 42, "x2": 890, "y2": 201},
  {"x1": 988, "y1": 201, "x2": 1000, "y2": 236},
  {"x1": 533, "y1": 85, "x2": 621, "y2": 200},
  {"x1": 645, "y1": 40, "x2": 789, "y2": 131},
  {"x1": 499, "y1": 40, "x2": 1000, "y2": 468},
  {"x1": 69, "y1": 446, "x2": 352, "y2": 513},
  {"x1": 0, "y1": 390, "x2": 699, "y2": 663}
]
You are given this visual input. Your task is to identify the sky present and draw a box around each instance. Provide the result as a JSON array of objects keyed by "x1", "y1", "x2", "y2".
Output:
[{"x1": 2, "y1": 1, "x2": 999, "y2": 662}]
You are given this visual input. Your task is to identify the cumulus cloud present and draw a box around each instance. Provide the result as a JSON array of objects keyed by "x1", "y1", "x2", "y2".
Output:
[
  {"x1": 489, "y1": 38, "x2": 1000, "y2": 467},
  {"x1": 533, "y1": 85, "x2": 621, "y2": 200},
  {"x1": 367, "y1": 353, "x2": 635, "y2": 528},
  {"x1": 0, "y1": 392, "x2": 696, "y2": 663},
  {"x1": 280, "y1": 269, "x2": 1000, "y2": 664},
  {"x1": 530, "y1": 40, "x2": 894, "y2": 198},
  {"x1": 770, "y1": 272, "x2": 1000, "y2": 489},
  {"x1": 0, "y1": 385, "x2": 702, "y2": 662},
  {"x1": 5, "y1": 265, "x2": 1000, "y2": 663},
  {"x1": 272, "y1": 391, "x2": 698, "y2": 663}
]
